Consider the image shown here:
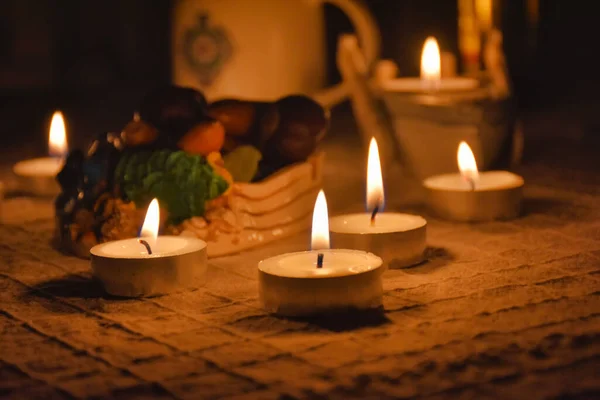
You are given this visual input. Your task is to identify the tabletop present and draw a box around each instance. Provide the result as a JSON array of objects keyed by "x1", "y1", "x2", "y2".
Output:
[{"x1": 1, "y1": 130, "x2": 599, "y2": 400}]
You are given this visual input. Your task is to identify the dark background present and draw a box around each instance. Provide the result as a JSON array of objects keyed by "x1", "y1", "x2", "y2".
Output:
[{"x1": 0, "y1": 0, "x2": 598, "y2": 162}]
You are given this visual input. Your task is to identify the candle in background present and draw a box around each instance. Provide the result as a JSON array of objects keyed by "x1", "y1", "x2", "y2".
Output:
[
  {"x1": 12, "y1": 111, "x2": 69, "y2": 196},
  {"x1": 458, "y1": 0, "x2": 482, "y2": 74},
  {"x1": 329, "y1": 138, "x2": 427, "y2": 268},
  {"x1": 423, "y1": 141, "x2": 524, "y2": 222},
  {"x1": 475, "y1": 0, "x2": 493, "y2": 32},
  {"x1": 421, "y1": 37, "x2": 441, "y2": 90},
  {"x1": 49, "y1": 111, "x2": 68, "y2": 157},
  {"x1": 380, "y1": 36, "x2": 478, "y2": 93},
  {"x1": 258, "y1": 190, "x2": 384, "y2": 317},
  {"x1": 90, "y1": 198, "x2": 208, "y2": 297}
]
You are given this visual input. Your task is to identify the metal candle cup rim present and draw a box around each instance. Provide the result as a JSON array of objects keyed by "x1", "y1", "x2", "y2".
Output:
[
  {"x1": 13, "y1": 157, "x2": 65, "y2": 177},
  {"x1": 90, "y1": 236, "x2": 206, "y2": 260},
  {"x1": 329, "y1": 213, "x2": 427, "y2": 235},
  {"x1": 381, "y1": 77, "x2": 479, "y2": 93},
  {"x1": 258, "y1": 249, "x2": 383, "y2": 279},
  {"x1": 423, "y1": 171, "x2": 524, "y2": 193}
]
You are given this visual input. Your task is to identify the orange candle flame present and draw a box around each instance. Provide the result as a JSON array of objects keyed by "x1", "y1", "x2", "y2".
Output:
[
  {"x1": 311, "y1": 190, "x2": 330, "y2": 251},
  {"x1": 457, "y1": 141, "x2": 479, "y2": 189},
  {"x1": 421, "y1": 37, "x2": 441, "y2": 89},
  {"x1": 49, "y1": 111, "x2": 68, "y2": 157}
]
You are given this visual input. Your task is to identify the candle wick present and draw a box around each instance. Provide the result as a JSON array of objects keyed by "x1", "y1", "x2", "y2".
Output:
[
  {"x1": 370, "y1": 204, "x2": 380, "y2": 226},
  {"x1": 138, "y1": 239, "x2": 153, "y2": 255},
  {"x1": 467, "y1": 177, "x2": 476, "y2": 191},
  {"x1": 317, "y1": 253, "x2": 324, "y2": 269}
]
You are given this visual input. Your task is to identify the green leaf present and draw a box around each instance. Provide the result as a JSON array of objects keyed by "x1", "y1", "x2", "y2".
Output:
[
  {"x1": 166, "y1": 151, "x2": 186, "y2": 171},
  {"x1": 223, "y1": 145, "x2": 262, "y2": 183},
  {"x1": 149, "y1": 150, "x2": 169, "y2": 172},
  {"x1": 114, "y1": 150, "x2": 229, "y2": 224}
]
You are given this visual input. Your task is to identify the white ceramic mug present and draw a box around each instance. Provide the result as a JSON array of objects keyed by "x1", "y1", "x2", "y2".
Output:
[{"x1": 172, "y1": 0, "x2": 380, "y2": 107}]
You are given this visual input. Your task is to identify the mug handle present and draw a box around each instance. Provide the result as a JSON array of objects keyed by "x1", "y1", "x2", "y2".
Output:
[{"x1": 313, "y1": 0, "x2": 381, "y2": 108}]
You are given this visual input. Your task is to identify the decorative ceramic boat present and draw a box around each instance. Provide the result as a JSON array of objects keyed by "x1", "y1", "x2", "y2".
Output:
[
  {"x1": 172, "y1": 152, "x2": 323, "y2": 258},
  {"x1": 337, "y1": 31, "x2": 520, "y2": 181},
  {"x1": 381, "y1": 89, "x2": 517, "y2": 180},
  {"x1": 54, "y1": 86, "x2": 328, "y2": 258}
]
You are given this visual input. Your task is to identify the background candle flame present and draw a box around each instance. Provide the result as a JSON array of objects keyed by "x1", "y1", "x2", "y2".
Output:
[
  {"x1": 49, "y1": 111, "x2": 68, "y2": 157},
  {"x1": 311, "y1": 190, "x2": 330, "y2": 250},
  {"x1": 457, "y1": 141, "x2": 480, "y2": 183},
  {"x1": 367, "y1": 137, "x2": 385, "y2": 212},
  {"x1": 140, "y1": 198, "x2": 160, "y2": 240},
  {"x1": 420, "y1": 36, "x2": 441, "y2": 85}
]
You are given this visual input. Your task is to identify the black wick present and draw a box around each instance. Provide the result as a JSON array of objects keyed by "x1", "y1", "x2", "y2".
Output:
[
  {"x1": 370, "y1": 203, "x2": 380, "y2": 226},
  {"x1": 466, "y1": 177, "x2": 476, "y2": 191},
  {"x1": 138, "y1": 239, "x2": 153, "y2": 255},
  {"x1": 317, "y1": 253, "x2": 324, "y2": 269}
]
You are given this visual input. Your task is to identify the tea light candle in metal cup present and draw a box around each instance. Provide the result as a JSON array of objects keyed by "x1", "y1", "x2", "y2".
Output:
[
  {"x1": 258, "y1": 190, "x2": 384, "y2": 317},
  {"x1": 379, "y1": 37, "x2": 478, "y2": 94},
  {"x1": 13, "y1": 111, "x2": 67, "y2": 197},
  {"x1": 423, "y1": 141, "x2": 524, "y2": 222},
  {"x1": 329, "y1": 138, "x2": 427, "y2": 268},
  {"x1": 90, "y1": 199, "x2": 208, "y2": 297}
]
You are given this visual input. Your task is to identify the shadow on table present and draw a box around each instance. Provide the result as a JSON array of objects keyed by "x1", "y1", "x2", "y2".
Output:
[
  {"x1": 466, "y1": 196, "x2": 579, "y2": 232},
  {"x1": 27, "y1": 274, "x2": 109, "y2": 299},
  {"x1": 521, "y1": 196, "x2": 574, "y2": 217},
  {"x1": 284, "y1": 308, "x2": 391, "y2": 332},
  {"x1": 49, "y1": 236, "x2": 80, "y2": 258},
  {"x1": 398, "y1": 246, "x2": 455, "y2": 275}
]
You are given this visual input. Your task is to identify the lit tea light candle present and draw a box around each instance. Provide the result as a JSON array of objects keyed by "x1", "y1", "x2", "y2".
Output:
[
  {"x1": 423, "y1": 141, "x2": 524, "y2": 221},
  {"x1": 13, "y1": 111, "x2": 69, "y2": 196},
  {"x1": 329, "y1": 138, "x2": 427, "y2": 268},
  {"x1": 381, "y1": 37, "x2": 478, "y2": 92},
  {"x1": 258, "y1": 190, "x2": 384, "y2": 317},
  {"x1": 90, "y1": 198, "x2": 208, "y2": 297}
]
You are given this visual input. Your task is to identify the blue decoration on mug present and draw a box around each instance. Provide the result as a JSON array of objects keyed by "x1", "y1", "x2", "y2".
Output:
[{"x1": 183, "y1": 13, "x2": 232, "y2": 87}]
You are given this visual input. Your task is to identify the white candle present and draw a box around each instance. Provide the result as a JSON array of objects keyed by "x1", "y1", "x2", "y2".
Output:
[
  {"x1": 12, "y1": 111, "x2": 68, "y2": 196},
  {"x1": 380, "y1": 37, "x2": 478, "y2": 93},
  {"x1": 423, "y1": 141, "x2": 524, "y2": 221},
  {"x1": 258, "y1": 190, "x2": 384, "y2": 317},
  {"x1": 90, "y1": 199, "x2": 208, "y2": 297},
  {"x1": 329, "y1": 138, "x2": 427, "y2": 268}
]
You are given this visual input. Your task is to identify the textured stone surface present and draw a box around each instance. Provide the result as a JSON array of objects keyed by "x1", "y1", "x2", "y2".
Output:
[{"x1": 1, "y1": 139, "x2": 599, "y2": 399}]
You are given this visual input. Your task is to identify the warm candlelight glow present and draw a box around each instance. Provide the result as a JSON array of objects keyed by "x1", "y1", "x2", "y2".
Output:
[
  {"x1": 457, "y1": 141, "x2": 479, "y2": 186},
  {"x1": 420, "y1": 36, "x2": 441, "y2": 87},
  {"x1": 475, "y1": 0, "x2": 493, "y2": 31},
  {"x1": 49, "y1": 111, "x2": 68, "y2": 157},
  {"x1": 366, "y1": 137, "x2": 384, "y2": 213},
  {"x1": 140, "y1": 198, "x2": 160, "y2": 240},
  {"x1": 311, "y1": 190, "x2": 330, "y2": 251}
]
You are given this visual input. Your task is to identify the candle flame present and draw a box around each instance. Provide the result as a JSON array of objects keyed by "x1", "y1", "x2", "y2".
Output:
[
  {"x1": 367, "y1": 137, "x2": 384, "y2": 213},
  {"x1": 140, "y1": 198, "x2": 160, "y2": 240},
  {"x1": 49, "y1": 111, "x2": 68, "y2": 157},
  {"x1": 420, "y1": 36, "x2": 441, "y2": 87},
  {"x1": 457, "y1": 141, "x2": 479, "y2": 184},
  {"x1": 311, "y1": 190, "x2": 330, "y2": 251}
]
